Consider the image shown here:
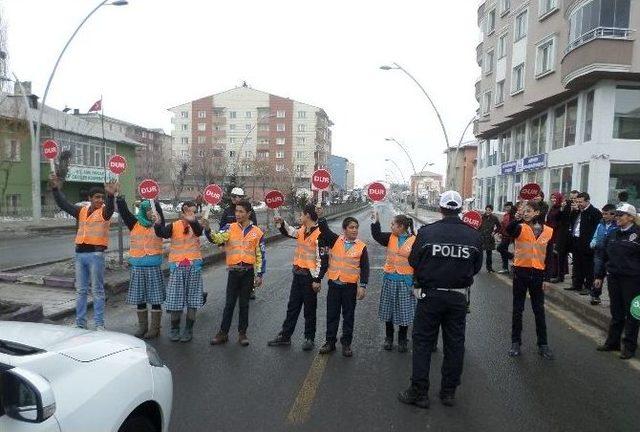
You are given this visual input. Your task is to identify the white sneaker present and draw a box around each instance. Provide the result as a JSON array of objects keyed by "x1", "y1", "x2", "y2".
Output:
[{"x1": 95, "y1": 326, "x2": 106, "y2": 332}]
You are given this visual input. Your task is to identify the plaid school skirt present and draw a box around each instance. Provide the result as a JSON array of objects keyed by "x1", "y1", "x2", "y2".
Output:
[
  {"x1": 165, "y1": 265, "x2": 204, "y2": 311},
  {"x1": 378, "y1": 278, "x2": 416, "y2": 326},
  {"x1": 126, "y1": 266, "x2": 166, "y2": 306}
]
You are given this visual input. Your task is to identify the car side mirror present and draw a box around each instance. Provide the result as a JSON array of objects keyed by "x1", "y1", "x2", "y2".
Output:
[{"x1": 2, "y1": 368, "x2": 56, "y2": 423}]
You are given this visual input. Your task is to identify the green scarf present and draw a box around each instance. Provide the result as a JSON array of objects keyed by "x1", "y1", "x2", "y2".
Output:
[{"x1": 137, "y1": 200, "x2": 153, "y2": 228}]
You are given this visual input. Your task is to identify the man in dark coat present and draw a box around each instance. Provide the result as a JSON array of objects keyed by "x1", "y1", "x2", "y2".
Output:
[
  {"x1": 479, "y1": 205, "x2": 501, "y2": 273},
  {"x1": 567, "y1": 192, "x2": 602, "y2": 294},
  {"x1": 550, "y1": 190, "x2": 578, "y2": 283}
]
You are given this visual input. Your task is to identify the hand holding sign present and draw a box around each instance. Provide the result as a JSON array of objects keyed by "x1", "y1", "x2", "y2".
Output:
[
  {"x1": 42, "y1": 139, "x2": 59, "y2": 172},
  {"x1": 203, "y1": 184, "x2": 223, "y2": 219},
  {"x1": 462, "y1": 211, "x2": 482, "y2": 230}
]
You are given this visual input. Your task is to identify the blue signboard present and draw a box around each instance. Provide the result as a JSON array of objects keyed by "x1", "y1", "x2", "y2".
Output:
[
  {"x1": 501, "y1": 161, "x2": 517, "y2": 175},
  {"x1": 522, "y1": 153, "x2": 547, "y2": 171}
]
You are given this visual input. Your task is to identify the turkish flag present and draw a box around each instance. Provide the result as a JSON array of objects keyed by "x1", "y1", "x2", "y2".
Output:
[{"x1": 88, "y1": 99, "x2": 102, "y2": 112}]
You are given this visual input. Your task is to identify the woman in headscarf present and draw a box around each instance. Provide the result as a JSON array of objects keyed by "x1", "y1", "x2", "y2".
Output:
[{"x1": 116, "y1": 195, "x2": 166, "y2": 339}]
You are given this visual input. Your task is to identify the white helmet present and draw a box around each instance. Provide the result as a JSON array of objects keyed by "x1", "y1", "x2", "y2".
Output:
[{"x1": 231, "y1": 187, "x2": 245, "y2": 197}]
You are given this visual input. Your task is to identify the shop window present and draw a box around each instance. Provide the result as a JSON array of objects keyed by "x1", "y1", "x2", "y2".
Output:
[
  {"x1": 609, "y1": 163, "x2": 640, "y2": 206},
  {"x1": 613, "y1": 86, "x2": 640, "y2": 139},
  {"x1": 550, "y1": 166, "x2": 573, "y2": 197}
]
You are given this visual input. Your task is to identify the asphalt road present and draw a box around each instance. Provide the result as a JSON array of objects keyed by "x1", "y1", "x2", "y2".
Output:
[{"x1": 60, "y1": 204, "x2": 640, "y2": 432}]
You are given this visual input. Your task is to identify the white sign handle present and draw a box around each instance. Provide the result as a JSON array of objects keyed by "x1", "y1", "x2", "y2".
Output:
[
  {"x1": 274, "y1": 207, "x2": 280, "y2": 219},
  {"x1": 203, "y1": 204, "x2": 212, "y2": 220},
  {"x1": 49, "y1": 158, "x2": 55, "y2": 173},
  {"x1": 316, "y1": 190, "x2": 322, "y2": 206},
  {"x1": 149, "y1": 198, "x2": 159, "y2": 219}
]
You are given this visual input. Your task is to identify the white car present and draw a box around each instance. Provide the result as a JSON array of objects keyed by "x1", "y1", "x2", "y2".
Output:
[{"x1": 0, "y1": 322, "x2": 172, "y2": 432}]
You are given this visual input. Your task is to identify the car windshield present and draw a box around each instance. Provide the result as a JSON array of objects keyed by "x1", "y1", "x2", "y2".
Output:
[{"x1": 0, "y1": 340, "x2": 44, "y2": 356}]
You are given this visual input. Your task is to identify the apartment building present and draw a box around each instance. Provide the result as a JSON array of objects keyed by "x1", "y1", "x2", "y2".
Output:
[
  {"x1": 474, "y1": 0, "x2": 640, "y2": 210},
  {"x1": 167, "y1": 84, "x2": 333, "y2": 198},
  {"x1": 329, "y1": 155, "x2": 349, "y2": 191},
  {"x1": 445, "y1": 140, "x2": 478, "y2": 199}
]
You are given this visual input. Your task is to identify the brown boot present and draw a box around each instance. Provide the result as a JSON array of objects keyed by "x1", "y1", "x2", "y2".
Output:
[
  {"x1": 210, "y1": 331, "x2": 228, "y2": 345},
  {"x1": 239, "y1": 332, "x2": 250, "y2": 347},
  {"x1": 144, "y1": 310, "x2": 162, "y2": 339},
  {"x1": 134, "y1": 309, "x2": 148, "y2": 338}
]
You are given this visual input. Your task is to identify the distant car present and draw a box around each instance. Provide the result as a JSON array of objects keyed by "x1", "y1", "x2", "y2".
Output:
[
  {"x1": 252, "y1": 201, "x2": 266, "y2": 211},
  {"x1": 0, "y1": 322, "x2": 172, "y2": 432}
]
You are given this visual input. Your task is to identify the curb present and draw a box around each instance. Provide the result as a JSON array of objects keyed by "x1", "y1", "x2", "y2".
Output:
[
  {"x1": 47, "y1": 203, "x2": 371, "y2": 321},
  {"x1": 0, "y1": 303, "x2": 44, "y2": 322},
  {"x1": 492, "y1": 272, "x2": 610, "y2": 332}
]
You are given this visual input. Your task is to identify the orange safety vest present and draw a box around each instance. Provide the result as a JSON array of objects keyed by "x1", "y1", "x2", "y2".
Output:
[
  {"x1": 129, "y1": 223, "x2": 163, "y2": 258},
  {"x1": 514, "y1": 224, "x2": 553, "y2": 270},
  {"x1": 75, "y1": 206, "x2": 110, "y2": 247},
  {"x1": 168, "y1": 221, "x2": 202, "y2": 263},
  {"x1": 383, "y1": 234, "x2": 415, "y2": 275},
  {"x1": 226, "y1": 223, "x2": 264, "y2": 266},
  {"x1": 292, "y1": 227, "x2": 320, "y2": 270},
  {"x1": 327, "y1": 236, "x2": 366, "y2": 284}
]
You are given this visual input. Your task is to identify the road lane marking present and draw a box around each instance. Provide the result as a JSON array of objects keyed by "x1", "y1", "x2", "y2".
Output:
[{"x1": 286, "y1": 353, "x2": 328, "y2": 425}]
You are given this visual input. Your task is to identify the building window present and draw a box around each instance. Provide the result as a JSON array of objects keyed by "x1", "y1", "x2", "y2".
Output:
[
  {"x1": 276, "y1": 151, "x2": 284, "y2": 159},
  {"x1": 276, "y1": 110, "x2": 286, "y2": 118},
  {"x1": 298, "y1": 111, "x2": 306, "y2": 119},
  {"x1": 197, "y1": 136, "x2": 206, "y2": 144},
  {"x1": 276, "y1": 164, "x2": 285, "y2": 172},
  {"x1": 229, "y1": 124, "x2": 236, "y2": 131},
  {"x1": 198, "y1": 110, "x2": 206, "y2": 118},
  {"x1": 214, "y1": 108, "x2": 224, "y2": 117},
  {"x1": 535, "y1": 36, "x2": 556, "y2": 77},
  {"x1": 539, "y1": 0, "x2": 558, "y2": 18},
  {"x1": 500, "y1": 0, "x2": 511, "y2": 15},
  {"x1": 609, "y1": 163, "x2": 640, "y2": 206},
  {"x1": 259, "y1": 139, "x2": 269, "y2": 145},
  {"x1": 486, "y1": 177, "x2": 496, "y2": 208},
  {"x1": 529, "y1": 114, "x2": 548, "y2": 155},
  {"x1": 515, "y1": 10, "x2": 528, "y2": 41},
  {"x1": 496, "y1": 80, "x2": 505, "y2": 105},
  {"x1": 552, "y1": 99, "x2": 578, "y2": 149},
  {"x1": 180, "y1": 111, "x2": 188, "y2": 118},
  {"x1": 197, "y1": 123, "x2": 206, "y2": 131},
  {"x1": 488, "y1": 139, "x2": 498, "y2": 166},
  {"x1": 149, "y1": 132, "x2": 154, "y2": 139},
  {"x1": 276, "y1": 138, "x2": 285, "y2": 145},
  {"x1": 550, "y1": 166, "x2": 573, "y2": 196},
  {"x1": 613, "y1": 86, "x2": 640, "y2": 139},
  {"x1": 229, "y1": 151, "x2": 236, "y2": 158},
  {"x1": 297, "y1": 137, "x2": 306, "y2": 145},
  {"x1": 229, "y1": 137, "x2": 236, "y2": 144},
  {"x1": 245, "y1": 124, "x2": 252, "y2": 131},
  {"x1": 245, "y1": 151, "x2": 252, "y2": 158},
  {"x1": 296, "y1": 164, "x2": 306, "y2": 173},
  {"x1": 568, "y1": 0, "x2": 631, "y2": 52},
  {"x1": 514, "y1": 124, "x2": 526, "y2": 159},
  {"x1": 297, "y1": 124, "x2": 306, "y2": 132},
  {"x1": 511, "y1": 63, "x2": 525, "y2": 93},
  {"x1": 3, "y1": 139, "x2": 21, "y2": 162},
  {"x1": 500, "y1": 132, "x2": 511, "y2": 162},
  {"x1": 487, "y1": 8, "x2": 496, "y2": 34},
  {"x1": 497, "y1": 33, "x2": 508, "y2": 59},
  {"x1": 197, "y1": 149, "x2": 205, "y2": 157},
  {"x1": 296, "y1": 151, "x2": 304, "y2": 159},
  {"x1": 229, "y1": 111, "x2": 237, "y2": 119},
  {"x1": 181, "y1": 137, "x2": 189, "y2": 144},
  {"x1": 245, "y1": 111, "x2": 252, "y2": 118},
  {"x1": 258, "y1": 151, "x2": 269, "y2": 159},
  {"x1": 484, "y1": 49, "x2": 494, "y2": 75},
  {"x1": 141, "y1": 131, "x2": 147, "y2": 138},
  {"x1": 482, "y1": 91, "x2": 492, "y2": 116},
  {"x1": 258, "y1": 124, "x2": 269, "y2": 132},
  {"x1": 584, "y1": 90, "x2": 595, "y2": 141},
  {"x1": 580, "y1": 164, "x2": 590, "y2": 192},
  {"x1": 181, "y1": 124, "x2": 188, "y2": 131},
  {"x1": 277, "y1": 124, "x2": 285, "y2": 132}
]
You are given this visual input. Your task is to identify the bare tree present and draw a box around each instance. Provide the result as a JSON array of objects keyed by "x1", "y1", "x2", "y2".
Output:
[
  {"x1": 0, "y1": 5, "x2": 11, "y2": 94},
  {"x1": 168, "y1": 157, "x2": 190, "y2": 207},
  {"x1": 192, "y1": 149, "x2": 225, "y2": 192}
]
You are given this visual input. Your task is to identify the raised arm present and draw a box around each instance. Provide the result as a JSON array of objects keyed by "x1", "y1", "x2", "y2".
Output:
[
  {"x1": 116, "y1": 197, "x2": 137, "y2": 230},
  {"x1": 371, "y1": 220, "x2": 391, "y2": 247},
  {"x1": 279, "y1": 219, "x2": 299, "y2": 239},
  {"x1": 52, "y1": 187, "x2": 80, "y2": 219},
  {"x1": 154, "y1": 221, "x2": 173, "y2": 239},
  {"x1": 317, "y1": 217, "x2": 340, "y2": 248},
  {"x1": 204, "y1": 224, "x2": 231, "y2": 245}
]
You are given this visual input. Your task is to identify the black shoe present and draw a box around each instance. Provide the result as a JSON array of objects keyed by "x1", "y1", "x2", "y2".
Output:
[
  {"x1": 202, "y1": 291, "x2": 209, "y2": 305},
  {"x1": 596, "y1": 344, "x2": 620, "y2": 352},
  {"x1": 398, "y1": 385, "x2": 430, "y2": 409},
  {"x1": 267, "y1": 334, "x2": 291, "y2": 347},
  {"x1": 439, "y1": 391, "x2": 456, "y2": 407},
  {"x1": 398, "y1": 340, "x2": 408, "y2": 353},
  {"x1": 619, "y1": 348, "x2": 635, "y2": 360},
  {"x1": 578, "y1": 288, "x2": 591, "y2": 296},
  {"x1": 383, "y1": 338, "x2": 393, "y2": 351},
  {"x1": 564, "y1": 287, "x2": 580, "y2": 291},
  {"x1": 550, "y1": 277, "x2": 564, "y2": 283},
  {"x1": 590, "y1": 296, "x2": 601, "y2": 305},
  {"x1": 538, "y1": 345, "x2": 554, "y2": 360},
  {"x1": 487, "y1": 268, "x2": 494, "y2": 273},
  {"x1": 249, "y1": 290, "x2": 256, "y2": 300},
  {"x1": 509, "y1": 342, "x2": 521, "y2": 357},
  {"x1": 301, "y1": 339, "x2": 315, "y2": 351},
  {"x1": 342, "y1": 345, "x2": 353, "y2": 357},
  {"x1": 319, "y1": 342, "x2": 336, "y2": 354}
]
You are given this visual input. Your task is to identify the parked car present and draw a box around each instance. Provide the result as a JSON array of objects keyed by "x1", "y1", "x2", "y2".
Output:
[{"x1": 0, "y1": 322, "x2": 172, "y2": 432}]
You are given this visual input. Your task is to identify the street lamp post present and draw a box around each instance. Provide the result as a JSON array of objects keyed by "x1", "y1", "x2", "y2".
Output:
[
  {"x1": 384, "y1": 137, "x2": 417, "y2": 175},
  {"x1": 446, "y1": 115, "x2": 478, "y2": 191},
  {"x1": 385, "y1": 158, "x2": 406, "y2": 184},
  {"x1": 31, "y1": 0, "x2": 128, "y2": 222}
]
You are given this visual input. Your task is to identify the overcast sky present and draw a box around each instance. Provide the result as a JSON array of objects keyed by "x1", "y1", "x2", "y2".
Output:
[{"x1": 3, "y1": 0, "x2": 480, "y2": 187}]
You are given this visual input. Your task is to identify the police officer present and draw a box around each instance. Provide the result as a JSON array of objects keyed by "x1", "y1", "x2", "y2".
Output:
[
  {"x1": 594, "y1": 203, "x2": 640, "y2": 360},
  {"x1": 398, "y1": 190, "x2": 482, "y2": 409}
]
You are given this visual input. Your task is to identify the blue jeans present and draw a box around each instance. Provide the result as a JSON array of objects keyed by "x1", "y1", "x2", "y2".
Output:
[{"x1": 75, "y1": 252, "x2": 106, "y2": 327}]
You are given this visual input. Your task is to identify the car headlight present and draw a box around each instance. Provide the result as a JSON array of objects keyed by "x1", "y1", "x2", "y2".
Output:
[{"x1": 145, "y1": 344, "x2": 165, "y2": 367}]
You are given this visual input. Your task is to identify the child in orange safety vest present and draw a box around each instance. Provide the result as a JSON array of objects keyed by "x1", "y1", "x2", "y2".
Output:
[
  {"x1": 154, "y1": 201, "x2": 204, "y2": 343},
  {"x1": 116, "y1": 195, "x2": 166, "y2": 339},
  {"x1": 205, "y1": 200, "x2": 266, "y2": 347},
  {"x1": 505, "y1": 200, "x2": 554, "y2": 360},
  {"x1": 371, "y1": 211, "x2": 416, "y2": 353},
  {"x1": 317, "y1": 212, "x2": 370, "y2": 358}
]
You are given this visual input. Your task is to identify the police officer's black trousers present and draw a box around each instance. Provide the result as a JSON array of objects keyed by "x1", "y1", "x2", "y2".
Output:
[
  {"x1": 220, "y1": 269, "x2": 253, "y2": 333},
  {"x1": 411, "y1": 290, "x2": 467, "y2": 393},
  {"x1": 605, "y1": 274, "x2": 640, "y2": 352},
  {"x1": 281, "y1": 273, "x2": 318, "y2": 340},
  {"x1": 511, "y1": 268, "x2": 548, "y2": 346},
  {"x1": 326, "y1": 280, "x2": 357, "y2": 345},
  {"x1": 572, "y1": 247, "x2": 594, "y2": 291}
]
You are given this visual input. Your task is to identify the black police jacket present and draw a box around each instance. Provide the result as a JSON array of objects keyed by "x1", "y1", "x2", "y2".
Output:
[
  {"x1": 409, "y1": 216, "x2": 483, "y2": 289},
  {"x1": 595, "y1": 224, "x2": 640, "y2": 279}
]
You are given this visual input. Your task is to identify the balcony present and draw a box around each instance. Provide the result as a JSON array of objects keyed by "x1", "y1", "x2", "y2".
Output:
[
  {"x1": 475, "y1": 79, "x2": 482, "y2": 102},
  {"x1": 561, "y1": 31, "x2": 634, "y2": 86},
  {"x1": 476, "y1": 42, "x2": 483, "y2": 66}
]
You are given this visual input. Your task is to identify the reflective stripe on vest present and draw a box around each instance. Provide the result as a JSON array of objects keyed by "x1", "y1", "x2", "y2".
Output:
[
  {"x1": 129, "y1": 223, "x2": 163, "y2": 258},
  {"x1": 514, "y1": 224, "x2": 553, "y2": 270},
  {"x1": 226, "y1": 223, "x2": 264, "y2": 266},
  {"x1": 327, "y1": 236, "x2": 366, "y2": 283},
  {"x1": 383, "y1": 234, "x2": 415, "y2": 275},
  {"x1": 168, "y1": 221, "x2": 202, "y2": 262},
  {"x1": 292, "y1": 227, "x2": 320, "y2": 270},
  {"x1": 75, "y1": 206, "x2": 110, "y2": 247}
]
